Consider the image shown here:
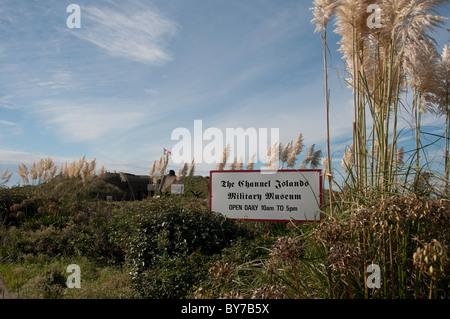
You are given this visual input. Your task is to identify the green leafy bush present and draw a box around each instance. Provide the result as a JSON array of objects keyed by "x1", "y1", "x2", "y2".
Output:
[
  {"x1": 124, "y1": 198, "x2": 252, "y2": 298},
  {"x1": 0, "y1": 187, "x2": 29, "y2": 227}
]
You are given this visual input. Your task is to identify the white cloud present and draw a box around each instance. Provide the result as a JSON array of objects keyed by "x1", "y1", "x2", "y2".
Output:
[
  {"x1": 39, "y1": 104, "x2": 146, "y2": 142},
  {"x1": 72, "y1": 4, "x2": 177, "y2": 65},
  {"x1": 0, "y1": 149, "x2": 40, "y2": 165},
  {"x1": 0, "y1": 119, "x2": 16, "y2": 126}
]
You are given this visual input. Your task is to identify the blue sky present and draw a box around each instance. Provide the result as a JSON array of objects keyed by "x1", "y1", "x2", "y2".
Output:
[{"x1": 0, "y1": 0, "x2": 449, "y2": 185}]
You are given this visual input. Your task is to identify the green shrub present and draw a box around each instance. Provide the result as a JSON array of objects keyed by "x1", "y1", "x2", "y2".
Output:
[
  {"x1": 0, "y1": 187, "x2": 29, "y2": 227},
  {"x1": 124, "y1": 198, "x2": 252, "y2": 298}
]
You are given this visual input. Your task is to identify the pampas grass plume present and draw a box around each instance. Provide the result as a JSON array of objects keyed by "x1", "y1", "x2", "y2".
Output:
[
  {"x1": 281, "y1": 142, "x2": 292, "y2": 165},
  {"x1": 247, "y1": 153, "x2": 256, "y2": 170},
  {"x1": 177, "y1": 162, "x2": 188, "y2": 181},
  {"x1": 2, "y1": 168, "x2": 8, "y2": 180},
  {"x1": 216, "y1": 145, "x2": 230, "y2": 170},
  {"x1": 88, "y1": 159, "x2": 96, "y2": 177},
  {"x1": 30, "y1": 162, "x2": 38, "y2": 181},
  {"x1": 300, "y1": 144, "x2": 316, "y2": 169},
  {"x1": 310, "y1": 0, "x2": 338, "y2": 33},
  {"x1": 287, "y1": 134, "x2": 304, "y2": 168},
  {"x1": 98, "y1": 165, "x2": 105, "y2": 177},
  {"x1": 18, "y1": 163, "x2": 29, "y2": 184},
  {"x1": 228, "y1": 157, "x2": 237, "y2": 170},
  {"x1": 341, "y1": 144, "x2": 354, "y2": 172},
  {"x1": 49, "y1": 163, "x2": 57, "y2": 180},
  {"x1": 1, "y1": 168, "x2": 12, "y2": 184},
  {"x1": 37, "y1": 159, "x2": 44, "y2": 179},
  {"x1": 321, "y1": 156, "x2": 332, "y2": 179},
  {"x1": 310, "y1": 149, "x2": 323, "y2": 169},
  {"x1": 188, "y1": 158, "x2": 195, "y2": 178},
  {"x1": 236, "y1": 156, "x2": 244, "y2": 171},
  {"x1": 119, "y1": 172, "x2": 128, "y2": 183}
]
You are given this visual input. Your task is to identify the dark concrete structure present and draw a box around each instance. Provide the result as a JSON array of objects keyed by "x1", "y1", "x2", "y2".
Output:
[{"x1": 99, "y1": 172, "x2": 150, "y2": 200}]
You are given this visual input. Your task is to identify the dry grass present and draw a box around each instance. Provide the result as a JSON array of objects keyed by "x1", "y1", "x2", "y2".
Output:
[
  {"x1": 15, "y1": 156, "x2": 102, "y2": 186},
  {"x1": 1, "y1": 168, "x2": 12, "y2": 186},
  {"x1": 309, "y1": 0, "x2": 448, "y2": 198}
]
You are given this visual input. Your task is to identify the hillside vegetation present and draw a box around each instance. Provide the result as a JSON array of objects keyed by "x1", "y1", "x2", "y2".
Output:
[{"x1": 0, "y1": 173, "x2": 448, "y2": 299}]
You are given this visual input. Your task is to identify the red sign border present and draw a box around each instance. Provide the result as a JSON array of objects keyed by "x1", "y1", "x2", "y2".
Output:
[{"x1": 209, "y1": 169, "x2": 323, "y2": 223}]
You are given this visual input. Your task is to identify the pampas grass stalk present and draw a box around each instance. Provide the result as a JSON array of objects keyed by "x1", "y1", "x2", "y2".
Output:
[
  {"x1": 247, "y1": 153, "x2": 256, "y2": 170},
  {"x1": 236, "y1": 156, "x2": 244, "y2": 171},
  {"x1": 68, "y1": 161, "x2": 75, "y2": 178},
  {"x1": 18, "y1": 163, "x2": 29, "y2": 184},
  {"x1": 216, "y1": 145, "x2": 230, "y2": 170},
  {"x1": 280, "y1": 142, "x2": 292, "y2": 168},
  {"x1": 442, "y1": 45, "x2": 449, "y2": 194},
  {"x1": 149, "y1": 160, "x2": 156, "y2": 183},
  {"x1": 435, "y1": 44, "x2": 449, "y2": 193},
  {"x1": 30, "y1": 162, "x2": 38, "y2": 183},
  {"x1": 321, "y1": 156, "x2": 333, "y2": 181},
  {"x1": 1, "y1": 168, "x2": 12, "y2": 185},
  {"x1": 341, "y1": 144, "x2": 354, "y2": 173},
  {"x1": 287, "y1": 134, "x2": 304, "y2": 168},
  {"x1": 265, "y1": 145, "x2": 272, "y2": 169},
  {"x1": 228, "y1": 157, "x2": 237, "y2": 171},
  {"x1": 177, "y1": 163, "x2": 188, "y2": 182},
  {"x1": 310, "y1": 149, "x2": 323, "y2": 169},
  {"x1": 44, "y1": 157, "x2": 53, "y2": 171},
  {"x1": 311, "y1": 0, "x2": 337, "y2": 215},
  {"x1": 300, "y1": 144, "x2": 316, "y2": 169},
  {"x1": 188, "y1": 158, "x2": 195, "y2": 178},
  {"x1": 181, "y1": 162, "x2": 188, "y2": 178},
  {"x1": 292, "y1": 133, "x2": 305, "y2": 156},
  {"x1": 88, "y1": 159, "x2": 96, "y2": 179},
  {"x1": 98, "y1": 165, "x2": 105, "y2": 177},
  {"x1": 267, "y1": 141, "x2": 279, "y2": 170},
  {"x1": 326, "y1": 0, "x2": 446, "y2": 197},
  {"x1": 81, "y1": 163, "x2": 90, "y2": 182},
  {"x1": 76, "y1": 156, "x2": 85, "y2": 178},
  {"x1": 162, "y1": 153, "x2": 169, "y2": 173},
  {"x1": 287, "y1": 151, "x2": 297, "y2": 169},
  {"x1": 37, "y1": 159, "x2": 44, "y2": 182},
  {"x1": 49, "y1": 163, "x2": 57, "y2": 180},
  {"x1": 119, "y1": 172, "x2": 128, "y2": 184},
  {"x1": 63, "y1": 161, "x2": 69, "y2": 178}
]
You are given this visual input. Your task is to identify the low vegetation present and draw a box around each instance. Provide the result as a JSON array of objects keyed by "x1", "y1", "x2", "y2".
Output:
[{"x1": 0, "y1": 171, "x2": 448, "y2": 299}]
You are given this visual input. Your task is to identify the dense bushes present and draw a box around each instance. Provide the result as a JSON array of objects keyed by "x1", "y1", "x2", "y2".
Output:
[
  {"x1": 0, "y1": 181, "x2": 259, "y2": 298},
  {"x1": 0, "y1": 186, "x2": 29, "y2": 227},
  {"x1": 1, "y1": 177, "x2": 448, "y2": 299},
  {"x1": 124, "y1": 199, "x2": 253, "y2": 298},
  {"x1": 0, "y1": 192, "x2": 122, "y2": 265}
]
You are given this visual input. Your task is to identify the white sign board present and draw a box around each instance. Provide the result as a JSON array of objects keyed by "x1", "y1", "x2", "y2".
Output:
[
  {"x1": 171, "y1": 184, "x2": 185, "y2": 194},
  {"x1": 210, "y1": 170, "x2": 322, "y2": 222}
]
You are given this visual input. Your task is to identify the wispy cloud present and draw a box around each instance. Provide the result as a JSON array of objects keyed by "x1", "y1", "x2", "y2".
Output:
[
  {"x1": 72, "y1": 3, "x2": 177, "y2": 65},
  {"x1": 36, "y1": 103, "x2": 146, "y2": 142},
  {"x1": 0, "y1": 119, "x2": 16, "y2": 126}
]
